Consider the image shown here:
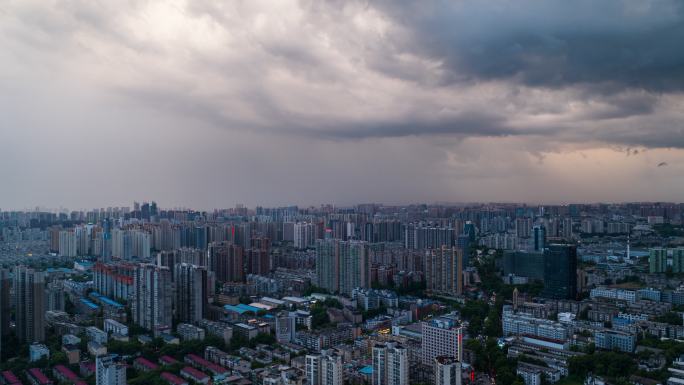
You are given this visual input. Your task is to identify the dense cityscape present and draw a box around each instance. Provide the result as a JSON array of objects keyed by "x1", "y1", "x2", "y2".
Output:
[
  {"x1": 4, "y1": 1, "x2": 684, "y2": 385},
  {"x1": 0, "y1": 202, "x2": 683, "y2": 385}
]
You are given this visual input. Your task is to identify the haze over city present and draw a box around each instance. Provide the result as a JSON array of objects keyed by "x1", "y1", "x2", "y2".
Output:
[{"x1": 3, "y1": 0, "x2": 684, "y2": 209}]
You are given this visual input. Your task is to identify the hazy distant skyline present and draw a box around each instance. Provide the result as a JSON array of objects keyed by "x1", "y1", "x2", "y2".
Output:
[{"x1": 2, "y1": 0, "x2": 684, "y2": 210}]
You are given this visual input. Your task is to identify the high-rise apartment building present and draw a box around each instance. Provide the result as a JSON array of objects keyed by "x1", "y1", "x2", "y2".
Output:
[
  {"x1": 111, "y1": 229, "x2": 150, "y2": 260},
  {"x1": 294, "y1": 222, "x2": 317, "y2": 249},
  {"x1": 45, "y1": 281, "x2": 65, "y2": 312},
  {"x1": 14, "y1": 267, "x2": 46, "y2": 343},
  {"x1": 435, "y1": 357, "x2": 462, "y2": 385},
  {"x1": 515, "y1": 218, "x2": 532, "y2": 238},
  {"x1": 649, "y1": 248, "x2": 668, "y2": 273},
  {"x1": 93, "y1": 262, "x2": 135, "y2": 301},
  {"x1": 208, "y1": 242, "x2": 244, "y2": 283},
  {"x1": 0, "y1": 269, "x2": 9, "y2": 357},
  {"x1": 173, "y1": 263, "x2": 207, "y2": 324},
  {"x1": 372, "y1": 342, "x2": 408, "y2": 385},
  {"x1": 339, "y1": 240, "x2": 370, "y2": 295},
  {"x1": 421, "y1": 314, "x2": 463, "y2": 366},
  {"x1": 132, "y1": 264, "x2": 172, "y2": 335},
  {"x1": 425, "y1": 246, "x2": 463, "y2": 296},
  {"x1": 316, "y1": 239, "x2": 339, "y2": 293},
  {"x1": 673, "y1": 248, "x2": 684, "y2": 273},
  {"x1": 246, "y1": 237, "x2": 270, "y2": 276},
  {"x1": 58, "y1": 230, "x2": 77, "y2": 257},
  {"x1": 96, "y1": 354, "x2": 126, "y2": 385},
  {"x1": 306, "y1": 350, "x2": 343, "y2": 385},
  {"x1": 316, "y1": 239, "x2": 370, "y2": 295},
  {"x1": 404, "y1": 223, "x2": 455, "y2": 250},
  {"x1": 561, "y1": 218, "x2": 573, "y2": 239}
]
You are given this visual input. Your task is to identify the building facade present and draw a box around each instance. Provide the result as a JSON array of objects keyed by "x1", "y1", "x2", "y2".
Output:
[{"x1": 14, "y1": 266, "x2": 46, "y2": 343}]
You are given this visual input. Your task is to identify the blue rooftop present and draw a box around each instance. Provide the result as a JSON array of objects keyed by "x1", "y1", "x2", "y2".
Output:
[
  {"x1": 80, "y1": 298, "x2": 99, "y2": 310},
  {"x1": 91, "y1": 292, "x2": 124, "y2": 308},
  {"x1": 224, "y1": 304, "x2": 261, "y2": 314},
  {"x1": 359, "y1": 366, "x2": 373, "y2": 375}
]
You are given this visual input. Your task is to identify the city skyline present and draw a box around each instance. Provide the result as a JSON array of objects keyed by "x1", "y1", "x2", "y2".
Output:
[
  {"x1": 2, "y1": 1, "x2": 684, "y2": 209},
  {"x1": 6, "y1": 200, "x2": 684, "y2": 214}
]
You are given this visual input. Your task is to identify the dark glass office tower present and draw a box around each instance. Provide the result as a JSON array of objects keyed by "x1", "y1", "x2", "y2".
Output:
[
  {"x1": 543, "y1": 244, "x2": 577, "y2": 299},
  {"x1": 503, "y1": 251, "x2": 545, "y2": 280}
]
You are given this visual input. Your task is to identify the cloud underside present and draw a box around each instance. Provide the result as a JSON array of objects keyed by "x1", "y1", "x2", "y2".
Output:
[{"x1": 2, "y1": 0, "x2": 683, "y2": 148}]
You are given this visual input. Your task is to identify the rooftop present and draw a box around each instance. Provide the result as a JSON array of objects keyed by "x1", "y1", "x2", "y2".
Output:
[
  {"x1": 161, "y1": 372, "x2": 187, "y2": 385},
  {"x1": 27, "y1": 368, "x2": 51, "y2": 385},
  {"x1": 181, "y1": 366, "x2": 209, "y2": 380},
  {"x1": 232, "y1": 303, "x2": 261, "y2": 313}
]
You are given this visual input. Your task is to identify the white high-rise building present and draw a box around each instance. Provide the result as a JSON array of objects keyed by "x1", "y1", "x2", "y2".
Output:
[
  {"x1": 422, "y1": 314, "x2": 463, "y2": 366},
  {"x1": 372, "y1": 342, "x2": 408, "y2": 385},
  {"x1": 307, "y1": 350, "x2": 343, "y2": 385},
  {"x1": 294, "y1": 222, "x2": 316, "y2": 249},
  {"x1": 96, "y1": 354, "x2": 126, "y2": 385},
  {"x1": 132, "y1": 231, "x2": 151, "y2": 259},
  {"x1": 435, "y1": 357, "x2": 461, "y2": 385},
  {"x1": 321, "y1": 352, "x2": 343, "y2": 385},
  {"x1": 58, "y1": 231, "x2": 77, "y2": 257},
  {"x1": 306, "y1": 354, "x2": 321, "y2": 385},
  {"x1": 75, "y1": 225, "x2": 91, "y2": 256}
]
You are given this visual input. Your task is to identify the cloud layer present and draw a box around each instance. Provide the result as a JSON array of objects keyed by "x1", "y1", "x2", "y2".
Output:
[{"x1": 1, "y1": 0, "x2": 684, "y2": 209}]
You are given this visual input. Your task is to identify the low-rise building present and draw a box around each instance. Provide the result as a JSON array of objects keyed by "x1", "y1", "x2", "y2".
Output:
[
  {"x1": 134, "y1": 357, "x2": 159, "y2": 372},
  {"x1": 26, "y1": 368, "x2": 53, "y2": 385},
  {"x1": 517, "y1": 362, "x2": 560, "y2": 385},
  {"x1": 52, "y1": 365, "x2": 85, "y2": 385},
  {"x1": 503, "y1": 311, "x2": 568, "y2": 342},
  {"x1": 87, "y1": 341, "x2": 107, "y2": 357},
  {"x1": 177, "y1": 323, "x2": 206, "y2": 341},
  {"x1": 1, "y1": 370, "x2": 21, "y2": 385},
  {"x1": 104, "y1": 319, "x2": 129, "y2": 336},
  {"x1": 161, "y1": 372, "x2": 188, "y2": 385},
  {"x1": 180, "y1": 367, "x2": 210, "y2": 385},
  {"x1": 62, "y1": 334, "x2": 81, "y2": 346},
  {"x1": 198, "y1": 319, "x2": 233, "y2": 345},
  {"x1": 594, "y1": 329, "x2": 636, "y2": 353},
  {"x1": 29, "y1": 344, "x2": 50, "y2": 362},
  {"x1": 62, "y1": 345, "x2": 81, "y2": 364},
  {"x1": 86, "y1": 326, "x2": 108, "y2": 344}
]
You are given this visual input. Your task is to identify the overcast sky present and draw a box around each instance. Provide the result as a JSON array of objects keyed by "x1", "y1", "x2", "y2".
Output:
[{"x1": 2, "y1": 0, "x2": 684, "y2": 210}]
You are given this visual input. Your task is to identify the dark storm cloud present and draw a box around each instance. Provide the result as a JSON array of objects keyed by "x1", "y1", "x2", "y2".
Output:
[
  {"x1": 371, "y1": 0, "x2": 684, "y2": 92},
  {"x1": 174, "y1": 0, "x2": 684, "y2": 148}
]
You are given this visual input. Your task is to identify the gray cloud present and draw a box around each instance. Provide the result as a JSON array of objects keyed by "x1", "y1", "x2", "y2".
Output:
[
  {"x1": 2, "y1": 0, "x2": 684, "y2": 209},
  {"x1": 372, "y1": 0, "x2": 684, "y2": 91}
]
